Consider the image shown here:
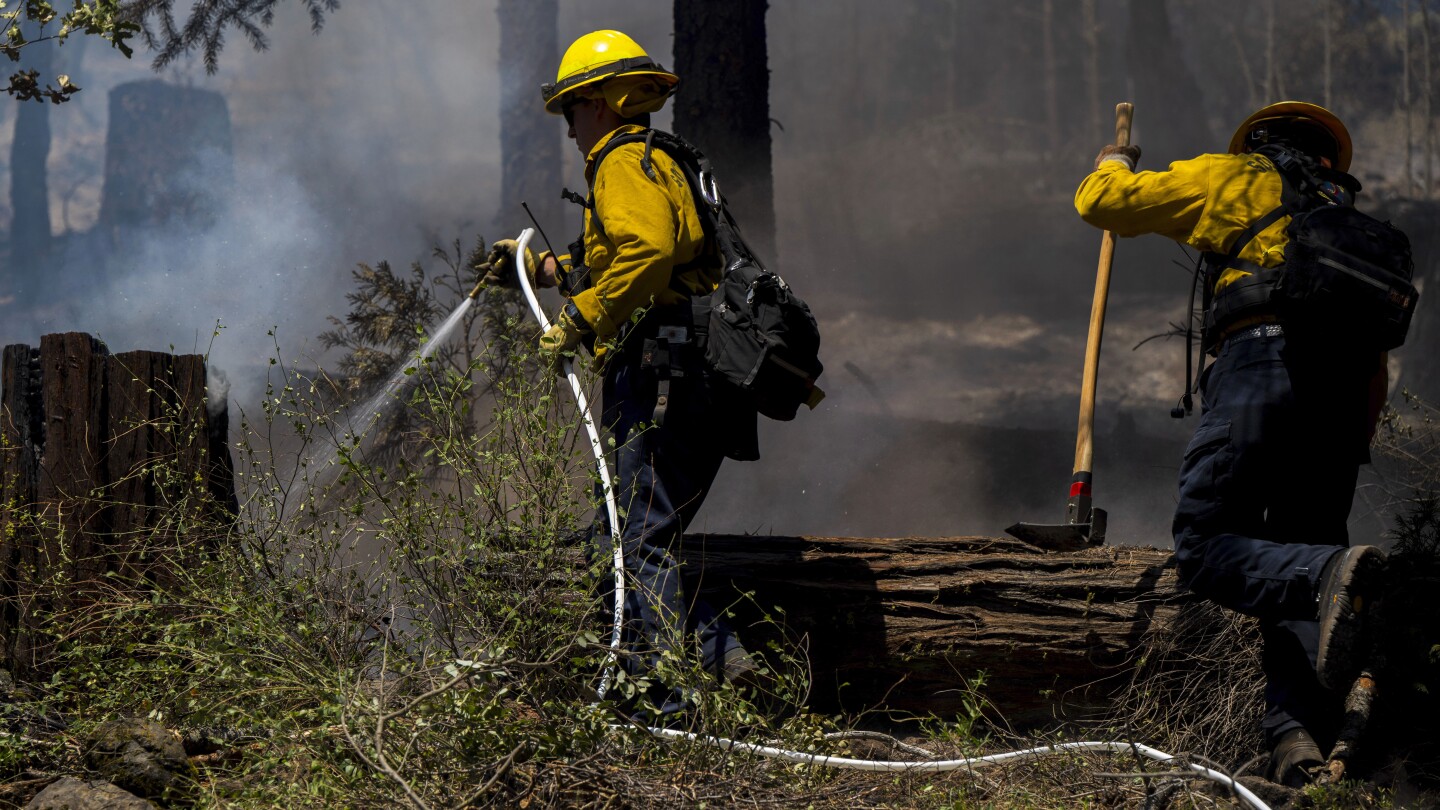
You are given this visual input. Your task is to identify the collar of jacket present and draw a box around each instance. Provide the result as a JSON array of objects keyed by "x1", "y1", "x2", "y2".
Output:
[{"x1": 584, "y1": 124, "x2": 650, "y2": 183}]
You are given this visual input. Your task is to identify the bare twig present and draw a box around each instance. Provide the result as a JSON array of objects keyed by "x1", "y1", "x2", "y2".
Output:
[{"x1": 821, "y1": 730, "x2": 939, "y2": 760}]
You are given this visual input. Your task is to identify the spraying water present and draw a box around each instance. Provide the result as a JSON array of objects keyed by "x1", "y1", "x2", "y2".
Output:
[{"x1": 309, "y1": 294, "x2": 477, "y2": 476}]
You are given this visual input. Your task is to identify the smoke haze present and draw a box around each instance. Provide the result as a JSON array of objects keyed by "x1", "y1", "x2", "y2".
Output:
[{"x1": 1, "y1": 0, "x2": 1428, "y2": 546}]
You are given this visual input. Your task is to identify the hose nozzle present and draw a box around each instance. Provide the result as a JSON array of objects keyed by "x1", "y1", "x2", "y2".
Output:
[{"x1": 467, "y1": 279, "x2": 486, "y2": 299}]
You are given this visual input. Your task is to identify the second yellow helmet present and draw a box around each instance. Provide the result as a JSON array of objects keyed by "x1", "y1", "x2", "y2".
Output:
[{"x1": 1229, "y1": 101, "x2": 1353, "y2": 172}]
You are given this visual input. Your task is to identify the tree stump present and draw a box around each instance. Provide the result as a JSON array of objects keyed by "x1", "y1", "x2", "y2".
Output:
[
  {"x1": 99, "y1": 80, "x2": 234, "y2": 232},
  {"x1": 0, "y1": 332, "x2": 236, "y2": 675},
  {"x1": 682, "y1": 533, "x2": 1186, "y2": 726}
]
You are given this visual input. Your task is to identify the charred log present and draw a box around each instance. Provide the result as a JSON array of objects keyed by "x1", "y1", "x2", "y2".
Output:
[{"x1": 681, "y1": 533, "x2": 1184, "y2": 727}]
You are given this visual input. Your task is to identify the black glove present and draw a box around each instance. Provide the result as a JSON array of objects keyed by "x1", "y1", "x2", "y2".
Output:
[{"x1": 1094, "y1": 144, "x2": 1142, "y2": 170}]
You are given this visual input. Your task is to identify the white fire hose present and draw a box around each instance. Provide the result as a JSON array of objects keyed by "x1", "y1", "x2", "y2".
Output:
[
  {"x1": 643, "y1": 731, "x2": 1272, "y2": 808},
  {"x1": 512, "y1": 228, "x2": 626, "y2": 700}
]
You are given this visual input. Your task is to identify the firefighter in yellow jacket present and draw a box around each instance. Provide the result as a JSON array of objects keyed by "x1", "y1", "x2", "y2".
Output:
[
  {"x1": 485, "y1": 30, "x2": 759, "y2": 724},
  {"x1": 1075, "y1": 103, "x2": 1391, "y2": 786}
]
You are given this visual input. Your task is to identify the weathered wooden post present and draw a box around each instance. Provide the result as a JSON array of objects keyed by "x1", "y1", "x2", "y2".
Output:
[{"x1": 0, "y1": 333, "x2": 236, "y2": 676}]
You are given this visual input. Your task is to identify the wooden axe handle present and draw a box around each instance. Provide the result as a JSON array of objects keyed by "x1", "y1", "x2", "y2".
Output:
[
  {"x1": 1072, "y1": 103, "x2": 1134, "y2": 485},
  {"x1": 1114, "y1": 102, "x2": 1134, "y2": 148}
]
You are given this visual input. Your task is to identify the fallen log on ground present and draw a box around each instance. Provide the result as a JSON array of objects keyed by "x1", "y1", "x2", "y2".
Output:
[{"x1": 681, "y1": 533, "x2": 1186, "y2": 727}]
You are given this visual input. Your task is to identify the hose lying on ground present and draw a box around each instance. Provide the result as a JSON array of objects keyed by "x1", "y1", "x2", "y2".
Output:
[{"x1": 638, "y1": 728, "x2": 1274, "y2": 810}]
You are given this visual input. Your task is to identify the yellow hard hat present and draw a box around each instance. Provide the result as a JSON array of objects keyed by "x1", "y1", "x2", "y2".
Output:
[
  {"x1": 1228, "y1": 101, "x2": 1353, "y2": 172},
  {"x1": 542, "y1": 30, "x2": 679, "y2": 116}
]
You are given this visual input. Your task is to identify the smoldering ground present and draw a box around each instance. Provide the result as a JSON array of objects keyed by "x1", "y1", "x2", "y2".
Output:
[{"x1": 0, "y1": 0, "x2": 1425, "y2": 546}]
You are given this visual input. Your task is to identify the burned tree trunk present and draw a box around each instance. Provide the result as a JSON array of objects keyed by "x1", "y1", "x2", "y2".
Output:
[
  {"x1": 7, "y1": 20, "x2": 55, "y2": 296},
  {"x1": 672, "y1": 0, "x2": 777, "y2": 263},
  {"x1": 0, "y1": 333, "x2": 236, "y2": 675},
  {"x1": 683, "y1": 533, "x2": 1184, "y2": 726},
  {"x1": 496, "y1": 0, "x2": 562, "y2": 241},
  {"x1": 98, "y1": 80, "x2": 234, "y2": 234}
]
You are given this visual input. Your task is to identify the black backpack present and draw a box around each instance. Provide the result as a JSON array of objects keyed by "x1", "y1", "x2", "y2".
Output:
[
  {"x1": 1202, "y1": 144, "x2": 1418, "y2": 351},
  {"x1": 589, "y1": 129, "x2": 825, "y2": 421}
]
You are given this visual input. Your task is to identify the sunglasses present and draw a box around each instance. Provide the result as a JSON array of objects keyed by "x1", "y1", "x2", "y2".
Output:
[{"x1": 562, "y1": 98, "x2": 592, "y2": 126}]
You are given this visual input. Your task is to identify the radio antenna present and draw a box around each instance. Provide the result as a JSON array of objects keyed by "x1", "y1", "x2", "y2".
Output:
[{"x1": 521, "y1": 202, "x2": 559, "y2": 258}]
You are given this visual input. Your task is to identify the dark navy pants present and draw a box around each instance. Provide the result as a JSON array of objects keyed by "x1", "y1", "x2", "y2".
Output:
[
  {"x1": 591, "y1": 320, "x2": 745, "y2": 684},
  {"x1": 1173, "y1": 330, "x2": 1374, "y2": 745}
]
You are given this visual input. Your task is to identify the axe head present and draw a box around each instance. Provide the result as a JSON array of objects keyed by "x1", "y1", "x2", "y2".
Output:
[{"x1": 1005, "y1": 508, "x2": 1107, "y2": 552}]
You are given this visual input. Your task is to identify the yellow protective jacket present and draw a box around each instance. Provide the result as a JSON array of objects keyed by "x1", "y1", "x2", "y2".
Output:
[
  {"x1": 1074, "y1": 152, "x2": 1290, "y2": 295},
  {"x1": 567, "y1": 125, "x2": 717, "y2": 353},
  {"x1": 1074, "y1": 151, "x2": 1389, "y2": 435}
]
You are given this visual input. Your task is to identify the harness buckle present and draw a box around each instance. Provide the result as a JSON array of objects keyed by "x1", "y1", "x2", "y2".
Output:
[{"x1": 698, "y1": 171, "x2": 722, "y2": 210}]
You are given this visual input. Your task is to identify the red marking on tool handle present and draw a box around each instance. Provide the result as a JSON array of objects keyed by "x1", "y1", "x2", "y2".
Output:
[{"x1": 1069, "y1": 481, "x2": 1092, "y2": 498}]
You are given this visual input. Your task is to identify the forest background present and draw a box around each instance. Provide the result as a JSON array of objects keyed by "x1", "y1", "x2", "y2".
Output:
[{"x1": 4, "y1": 0, "x2": 1438, "y2": 549}]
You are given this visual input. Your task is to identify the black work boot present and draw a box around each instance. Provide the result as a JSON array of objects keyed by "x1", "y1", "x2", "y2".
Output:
[
  {"x1": 1268, "y1": 727, "x2": 1325, "y2": 788},
  {"x1": 1315, "y1": 544, "x2": 1387, "y2": 691}
]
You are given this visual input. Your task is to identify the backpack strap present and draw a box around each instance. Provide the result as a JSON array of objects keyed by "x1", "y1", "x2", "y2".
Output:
[
  {"x1": 1198, "y1": 148, "x2": 1307, "y2": 349},
  {"x1": 583, "y1": 128, "x2": 726, "y2": 298},
  {"x1": 581, "y1": 130, "x2": 653, "y2": 245},
  {"x1": 640, "y1": 129, "x2": 658, "y2": 182},
  {"x1": 1207, "y1": 205, "x2": 1290, "y2": 276},
  {"x1": 1203, "y1": 144, "x2": 1318, "y2": 276}
]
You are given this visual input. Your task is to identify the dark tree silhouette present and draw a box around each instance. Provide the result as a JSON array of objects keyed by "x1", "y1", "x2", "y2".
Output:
[
  {"x1": 671, "y1": 0, "x2": 777, "y2": 264},
  {"x1": 496, "y1": 0, "x2": 562, "y2": 245},
  {"x1": 1127, "y1": 0, "x2": 1214, "y2": 159},
  {"x1": 9, "y1": 20, "x2": 55, "y2": 294}
]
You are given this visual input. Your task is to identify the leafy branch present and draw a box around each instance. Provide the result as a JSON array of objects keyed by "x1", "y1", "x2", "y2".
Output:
[
  {"x1": 2, "y1": 0, "x2": 138, "y2": 102},
  {"x1": 121, "y1": 0, "x2": 337, "y2": 72}
]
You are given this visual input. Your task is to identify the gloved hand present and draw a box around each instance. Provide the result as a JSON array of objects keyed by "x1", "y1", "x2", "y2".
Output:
[
  {"x1": 1094, "y1": 144, "x2": 1142, "y2": 170},
  {"x1": 479, "y1": 239, "x2": 539, "y2": 289},
  {"x1": 538, "y1": 310, "x2": 587, "y2": 375}
]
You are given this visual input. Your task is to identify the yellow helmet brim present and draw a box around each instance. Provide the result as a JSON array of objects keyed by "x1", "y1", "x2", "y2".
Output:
[{"x1": 543, "y1": 65, "x2": 678, "y2": 115}]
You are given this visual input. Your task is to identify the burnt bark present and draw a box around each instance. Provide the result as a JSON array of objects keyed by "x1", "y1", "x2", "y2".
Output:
[
  {"x1": 496, "y1": 0, "x2": 563, "y2": 244},
  {"x1": 682, "y1": 533, "x2": 1184, "y2": 726},
  {"x1": 672, "y1": 0, "x2": 777, "y2": 264},
  {"x1": 0, "y1": 333, "x2": 236, "y2": 675},
  {"x1": 0, "y1": 344, "x2": 42, "y2": 672}
]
